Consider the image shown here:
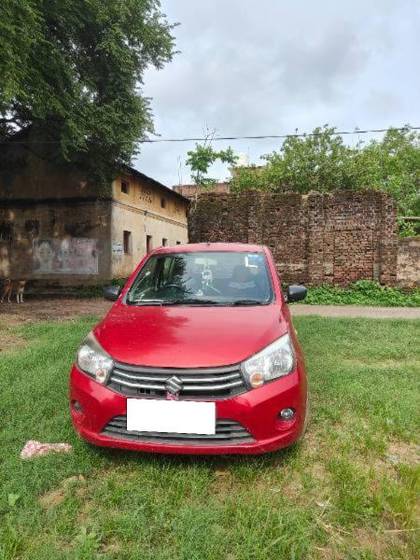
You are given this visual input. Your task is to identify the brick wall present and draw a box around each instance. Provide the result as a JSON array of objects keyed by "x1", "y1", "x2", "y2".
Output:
[
  {"x1": 188, "y1": 191, "x2": 399, "y2": 286},
  {"x1": 397, "y1": 237, "x2": 420, "y2": 288}
]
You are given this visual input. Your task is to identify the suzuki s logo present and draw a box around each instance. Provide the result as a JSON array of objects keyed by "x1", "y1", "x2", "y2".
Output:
[{"x1": 165, "y1": 376, "x2": 183, "y2": 400}]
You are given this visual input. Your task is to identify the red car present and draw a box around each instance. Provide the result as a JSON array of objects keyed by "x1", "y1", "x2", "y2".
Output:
[{"x1": 70, "y1": 243, "x2": 308, "y2": 455}]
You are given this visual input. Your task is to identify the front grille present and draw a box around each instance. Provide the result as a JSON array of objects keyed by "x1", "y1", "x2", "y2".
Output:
[
  {"x1": 108, "y1": 362, "x2": 247, "y2": 399},
  {"x1": 101, "y1": 416, "x2": 254, "y2": 445}
]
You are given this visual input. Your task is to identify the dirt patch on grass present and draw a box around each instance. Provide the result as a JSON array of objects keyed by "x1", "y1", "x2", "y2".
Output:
[
  {"x1": 313, "y1": 527, "x2": 410, "y2": 560},
  {"x1": 280, "y1": 476, "x2": 305, "y2": 501},
  {"x1": 313, "y1": 545, "x2": 346, "y2": 560},
  {"x1": 211, "y1": 468, "x2": 234, "y2": 497},
  {"x1": 0, "y1": 298, "x2": 111, "y2": 327},
  {"x1": 39, "y1": 475, "x2": 86, "y2": 510},
  {"x1": 39, "y1": 487, "x2": 66, "y2": 509},
  {"x1": 101, "y1": 541, "x2": 123, "y2": 555},
  {"x1": 353, "y1": 527, "x2": 407, "y2": 559},
  {"x1": 0, "y1": 328, "x2": 26, "y2": 352},
  {"x1": 386, "y1": 442, "x2": 420, "y2": 466}
]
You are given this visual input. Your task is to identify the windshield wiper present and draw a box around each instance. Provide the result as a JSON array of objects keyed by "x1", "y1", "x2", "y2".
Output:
[
  {"x1": 230, "y1": 299, "x2": 266, "y2": 306},
  {"x1": 164, "y1": 298, "x2": 220, "y2": 305},
  {"x1": 127, "y1": 299, "x2": 163, "y2": 306}
]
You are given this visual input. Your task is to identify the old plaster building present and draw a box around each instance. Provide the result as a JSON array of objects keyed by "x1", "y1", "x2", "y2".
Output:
[{"x1": 0, "y1": 153, "x2": 189, "y2": 286}]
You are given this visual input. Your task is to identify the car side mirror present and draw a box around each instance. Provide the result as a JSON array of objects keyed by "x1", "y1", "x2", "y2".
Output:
[
  {"x1": 286, "y1": 285, "x2": 307, "y2": 303},
  {"x1": 103, "y1": 285, "x2": 121, "y2": 301}
]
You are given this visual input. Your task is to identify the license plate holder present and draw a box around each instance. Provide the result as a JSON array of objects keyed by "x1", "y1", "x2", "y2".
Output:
[{"x1": 126, "y1": 399, "x2": 216, "y2": 435}]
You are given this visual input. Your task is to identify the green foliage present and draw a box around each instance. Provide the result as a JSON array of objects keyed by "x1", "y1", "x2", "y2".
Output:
[
  {"x1": 186, "y1": 144, "x2": 237, "y2": 186},
  {"x1": 352, "y1": 127, "x2": 420, "y2": 217},
  {"x1": 301, "y1": 280, "x2": 420, "y2": 307},
  {"x1": 0, "y1": 0, "x2": 176, "y2": 184},
  {"x1": 266, "y1": 125, "x2": 354, "y2": 192},
  {"x1": 231, "y1": 125, "x2": 420, "y2": 220}
]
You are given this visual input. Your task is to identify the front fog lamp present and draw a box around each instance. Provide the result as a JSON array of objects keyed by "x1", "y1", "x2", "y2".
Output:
[
  {"x1": 241, "y1": 333, "x2": 295, "y2": 388},
  {"x1": 280, "y1": 408, "x2": 295, "y2": 421},
  {"x1": 77, "y1": 333, "x2": 114, "y2": 384}
]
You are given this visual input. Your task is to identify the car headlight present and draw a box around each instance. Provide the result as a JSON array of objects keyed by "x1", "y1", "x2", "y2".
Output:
[
  {"x1": 241, "y1": 333, "x2": 295, "y2": 388},
  {"x1": 77, "y1": 332, "x2": 114, "y2": 384}
]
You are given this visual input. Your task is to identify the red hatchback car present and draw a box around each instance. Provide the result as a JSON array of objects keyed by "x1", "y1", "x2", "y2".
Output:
[{"x1": 70, "y1": 243, "x2": 308, "y2": 455}]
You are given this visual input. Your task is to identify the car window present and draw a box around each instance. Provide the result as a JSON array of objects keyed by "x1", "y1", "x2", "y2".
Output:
[{"x1": 126, "y1": 251, "x2": 273, "y2": 305}]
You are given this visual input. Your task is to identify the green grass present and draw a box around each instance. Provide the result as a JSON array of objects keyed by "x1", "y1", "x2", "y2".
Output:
[
  {"x1": 0, "y1": 316, "x2": 419, "y2": 559},
  {"x1": 300, "y1": 280, "x2": 420, "y2": 307}
]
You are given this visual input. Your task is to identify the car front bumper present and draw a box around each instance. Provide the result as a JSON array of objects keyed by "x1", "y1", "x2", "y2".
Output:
[{"x1": 70, "y1": 364, "x2": 307, "y2": 455}]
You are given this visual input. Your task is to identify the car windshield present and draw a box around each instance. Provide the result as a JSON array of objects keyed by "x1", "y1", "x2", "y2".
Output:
[{"x1": 126, "y1": 251, "x2": 273, "y2": 306}]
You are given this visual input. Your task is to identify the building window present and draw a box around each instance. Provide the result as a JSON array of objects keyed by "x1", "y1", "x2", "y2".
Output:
[
  {"x1": 123, "y1": 230, "x2": 132, "y2": 254},
  {"x1": 146, "y1": 235, "x2": 153, "y2": 253},
  {"x1": 162, "y1": 238, "x2": 168, "y2": 247},
  {"x1": 0, "y1": 222, "x2": 13, "y2": 242},
  {"x1": 161, "y1": 197, "x2": 166, "y2": 209},
  {"x1": 176, "y1": 241, "x2": 181, "y2": 245},
  {"x1": 64, "y1": 222, "x2": 89, "y2": 237},
  {"x1": 121, "y1": 180, "x2": 130, "y2": 194},
  {"x1": 25, "y1": 220, "x2": 40, "y2": 237}
]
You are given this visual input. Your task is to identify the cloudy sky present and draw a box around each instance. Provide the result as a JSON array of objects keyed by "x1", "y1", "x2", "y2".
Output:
[{"x1": 135, "y1": 0, "x2": 420, "y2": 187}]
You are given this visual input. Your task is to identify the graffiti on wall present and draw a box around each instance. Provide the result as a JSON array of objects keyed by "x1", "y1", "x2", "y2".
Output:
[{"x1": 33, "y1": 238, "x2": 98, "y2": 275}]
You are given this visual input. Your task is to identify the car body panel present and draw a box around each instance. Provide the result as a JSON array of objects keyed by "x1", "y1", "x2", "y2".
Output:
[{"x1": 94, "y1": 305, "x2": 289, "y2": 368}]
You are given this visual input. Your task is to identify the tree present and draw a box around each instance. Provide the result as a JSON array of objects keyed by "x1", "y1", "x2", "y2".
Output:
[
  {"x1": 0, "y1": 0, "x2": 176, "y2": 184},
  {"x1": 231, "y1": 125, "x2": 420, "y2": 223},
  {"x1": 231, "y1": 126, "x2": 357, "y2": 193},
  {"x1": 186, "y1": 130, "x2": 237, "y2": 186},
  {"x1": 352, "y1": 128, "x2": 420, "y2": 218}
]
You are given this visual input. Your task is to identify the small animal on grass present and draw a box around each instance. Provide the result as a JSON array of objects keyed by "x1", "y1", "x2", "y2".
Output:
[
  {"x1": 0, "y1": 279, "x2": 26, "y2": 304},
  {"x1": 0, "y1": 278, "x2": 12, "y2": 303},
  {"x1": 15, "y1": 280, "x2": 26, "y2": 303}
]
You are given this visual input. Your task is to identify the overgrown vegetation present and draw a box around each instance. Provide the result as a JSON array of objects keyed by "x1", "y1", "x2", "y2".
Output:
[
  {"x1": 186, "y1": 143, "x2": 237, "y2": 186},
  {"x1": 186, "y1": 126, "x2": 420, "y2": 230},
  {"x1": 298, "y1": 280, "x2": 420, "y2": 307},
  {"x1": 0, "y1": 0, "x2": 176, "y2": 184},
  {"x1": 0, "y1": 316, "x2": 419, "y2": 559}
]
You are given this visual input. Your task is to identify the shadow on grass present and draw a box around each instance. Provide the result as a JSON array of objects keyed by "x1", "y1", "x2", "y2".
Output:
[{"x1": 82, "y1": 438, "x2": 301, "y2": 472}]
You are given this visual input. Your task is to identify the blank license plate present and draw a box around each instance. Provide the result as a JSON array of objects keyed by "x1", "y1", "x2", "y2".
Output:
[{"x1": 127, "y1": 399, "x2": 216, "y2": 435}]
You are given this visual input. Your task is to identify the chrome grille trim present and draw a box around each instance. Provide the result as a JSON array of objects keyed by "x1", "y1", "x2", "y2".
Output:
[
  {"x1": 108, "y1": 362, "x2": 247, "y2": 399},
  {"x1": 101, "y1": 416, "x2": 254, "y2": 445},
  {"x1": 113, "y1": 369, "x2": 240, "y2": 384}
]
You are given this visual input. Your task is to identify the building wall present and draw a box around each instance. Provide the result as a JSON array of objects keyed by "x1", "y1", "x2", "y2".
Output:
[
  {"x1": 0, "y1": 154, "x2": 189, "y2": 285},
  {"x1": 0, "y1": 153, "x2": 108, "y2": 200},
  {"x1": 113, "y1": 174, "x2": 187, "y2": 222},
  {"x1": 0, "y1": 199, "x2": 111, "y2": 285},
  {"x1": 397, "y1": 237, "x2": 420, "y2": 288},
  {"x1": 111, "y1": 175, "x2": 188, "y2": 278},
  {"x1": 189, "y1": 191, "x2": 398, "y2": 286}
]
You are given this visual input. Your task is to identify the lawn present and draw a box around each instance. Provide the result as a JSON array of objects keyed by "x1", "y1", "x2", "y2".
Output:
[{"x1": 0, "y1": 316, "x2": 419, "y2": 560}]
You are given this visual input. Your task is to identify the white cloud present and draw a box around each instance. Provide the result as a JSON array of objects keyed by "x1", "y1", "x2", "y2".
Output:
[{"x1": 135, "y1": 0, "x2": 420, "y2": 185}]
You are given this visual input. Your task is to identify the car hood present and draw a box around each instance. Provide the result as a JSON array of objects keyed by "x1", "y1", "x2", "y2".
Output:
[{"x1": 94, "y1": 303, "x2": 288, "y2": 368}]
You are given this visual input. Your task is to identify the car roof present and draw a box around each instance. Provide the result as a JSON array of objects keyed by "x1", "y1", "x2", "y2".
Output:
[{"x1": 151, "y1": 242, "x2": 266, "y2": 255}]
